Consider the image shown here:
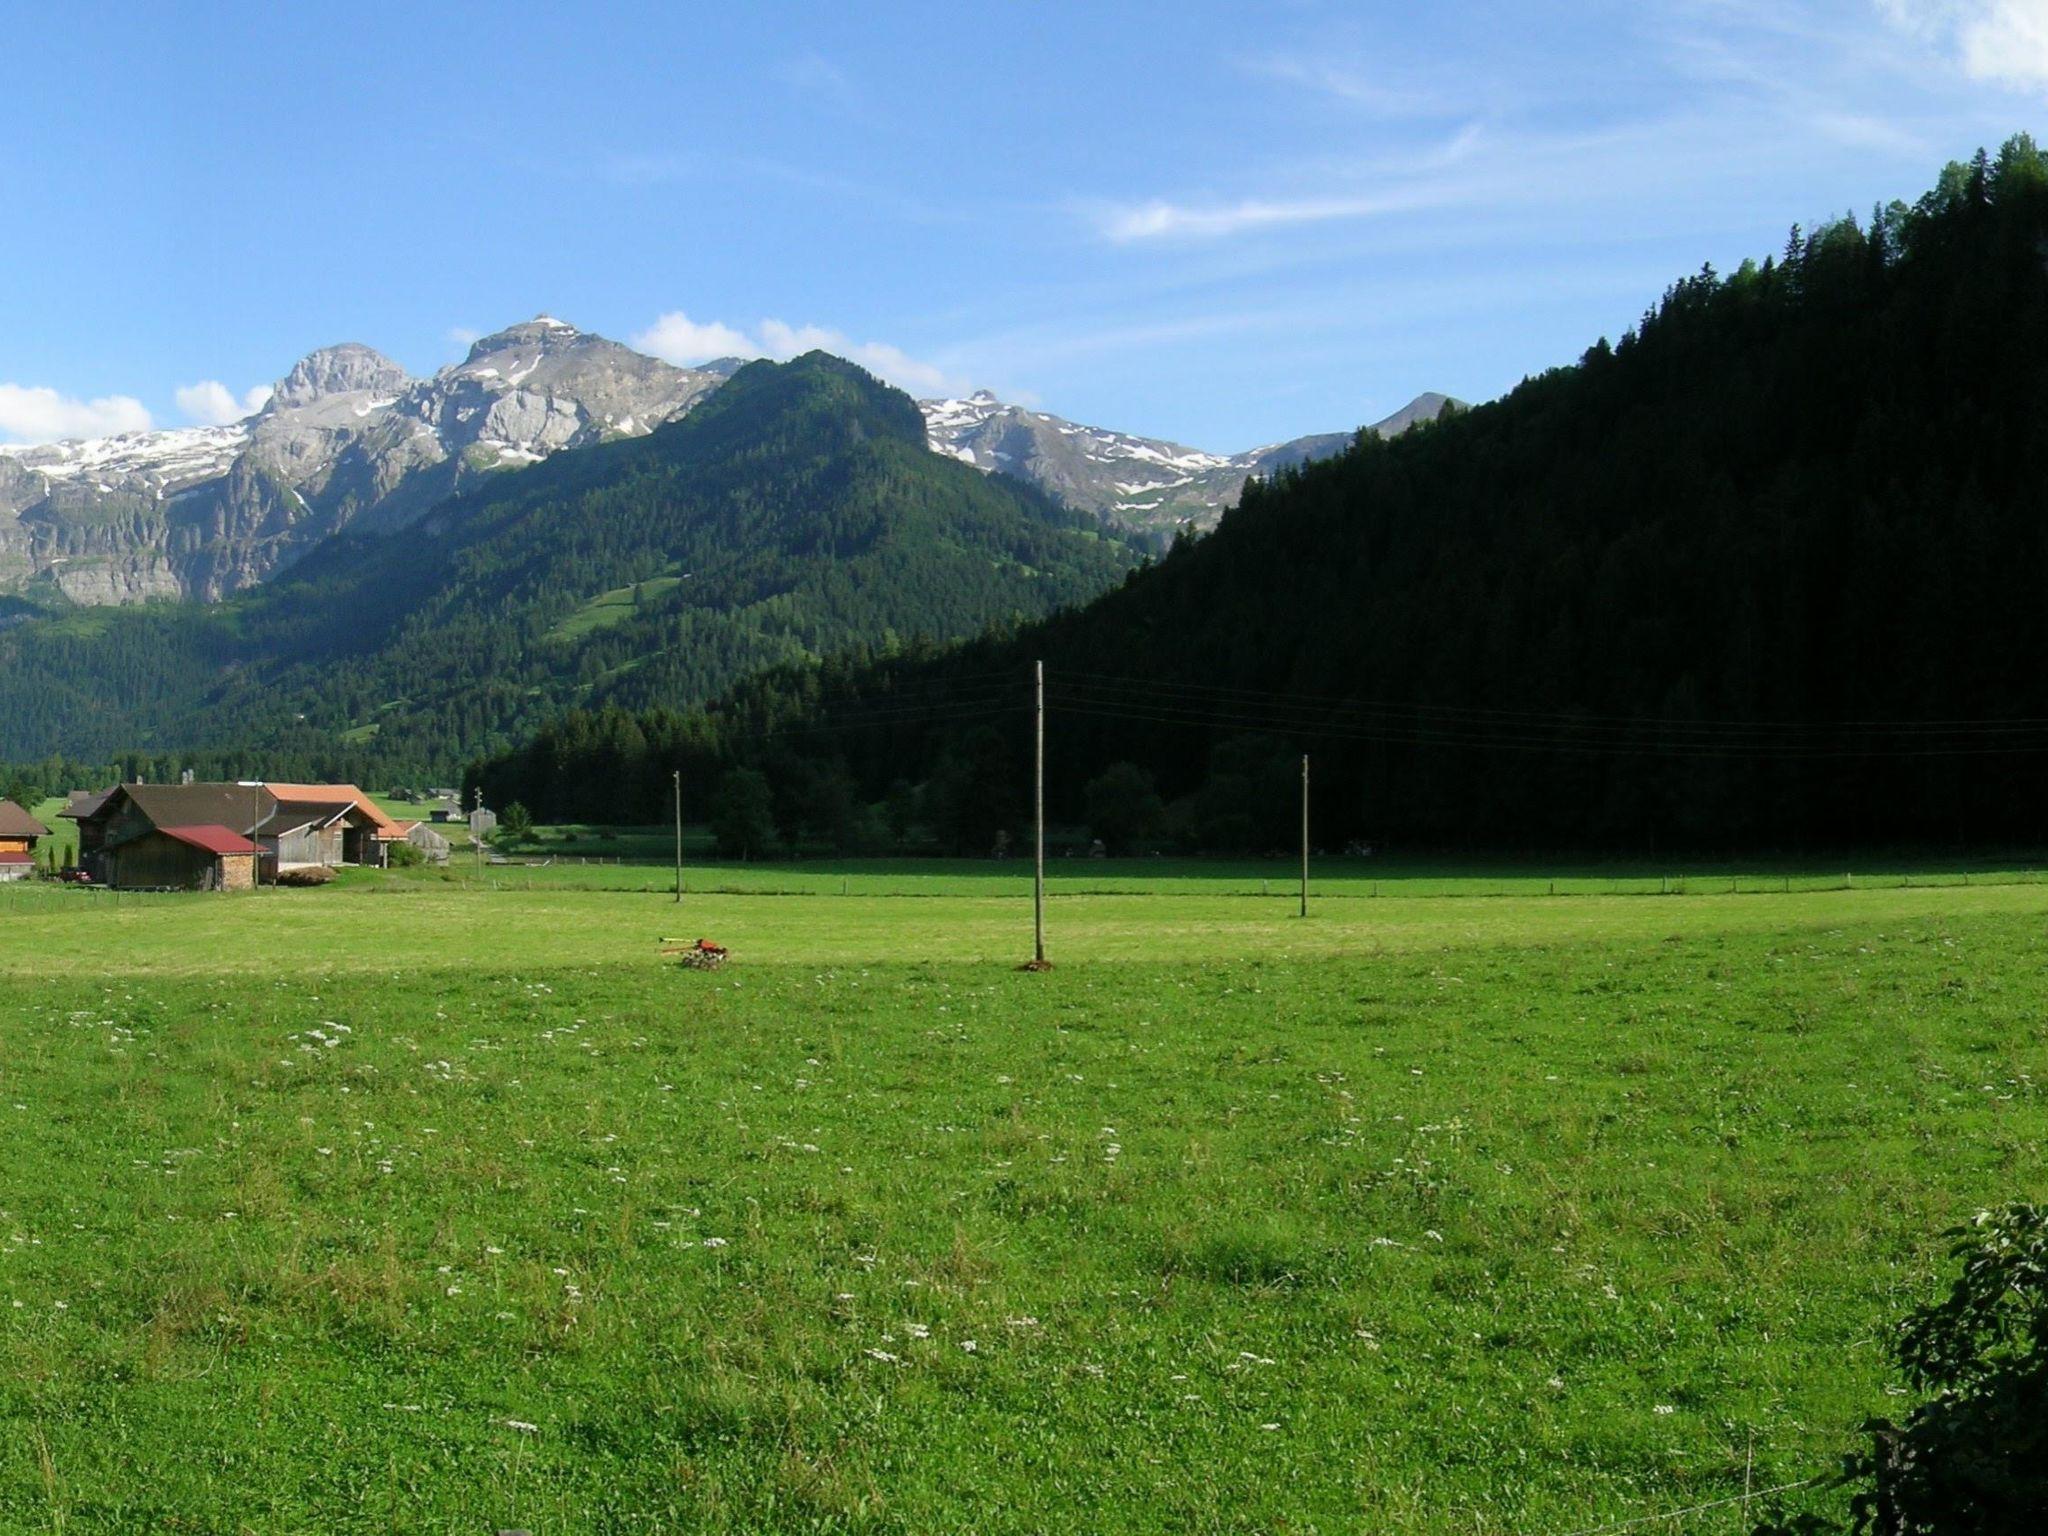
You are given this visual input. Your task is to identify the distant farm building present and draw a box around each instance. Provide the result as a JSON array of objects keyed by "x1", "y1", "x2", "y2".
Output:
[
  {"x1": 65, "y1": 781, "x2": 408, "y2": 889},
  {"x1": 0, "y1": 799, "x2": 49, "y2": 881},
  {"x1": 259, "y1": 800, "x2": 351, "y2": 874},
  {"x1": 249, "y1": 783, "x2": 405, "y2": 867},
  {"x1": 390, "y1": 820, "x2": 451, "y2": 863},
  {"x1": 72, "y1": 784, "x2": 269, "y2": 890}
]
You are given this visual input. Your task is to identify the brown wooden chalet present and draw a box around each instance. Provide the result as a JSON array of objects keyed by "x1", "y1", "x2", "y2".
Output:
[
  {"x1": 0, "y1": 799, "x2": 49, "y2": 882},
  {"x1": 66, "y1": 781, "x2": 404, "y2": 887},
  {"x1": 73, "y1": 784, "x2": 270, "y2": 890}
]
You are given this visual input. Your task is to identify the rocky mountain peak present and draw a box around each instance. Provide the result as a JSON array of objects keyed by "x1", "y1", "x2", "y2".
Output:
[
  {"x1": 463, "y1": 316, "x2": 585, "y2": 364},
  {"x1": 269, "y1": 344, "x2": 411, "y2": 410}
]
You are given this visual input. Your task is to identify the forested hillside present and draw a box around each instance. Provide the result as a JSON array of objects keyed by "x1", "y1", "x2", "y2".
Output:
[
  {"x1": 0, "y1": 354, "x2": 1137, "y2": 780},
  {"x1": 474, "y1": 139, "x2": 2048, "y2": 853}
]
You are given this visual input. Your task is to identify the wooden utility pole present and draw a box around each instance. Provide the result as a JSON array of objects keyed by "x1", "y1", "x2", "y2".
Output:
[
  {"x1": 1299, "y1": 754, "x2": 1310, "y2": 918},
  {"x1": 673, "y1": 769, "x2": 683, "y2": 904},
  {"x1": 1033, "y1": 659, "x2": 1047, "y2": 966}
]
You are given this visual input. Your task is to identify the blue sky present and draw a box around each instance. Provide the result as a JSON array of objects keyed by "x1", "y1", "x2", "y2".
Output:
[{"x1": 2, "y1": 0, "x2": 2044, "y2": 451}]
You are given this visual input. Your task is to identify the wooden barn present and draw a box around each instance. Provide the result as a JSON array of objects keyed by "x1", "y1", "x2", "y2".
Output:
[
  {"x1": 389, "y1": 820, "x2": 451, "y2": 863},
  {"x1": 70, "y1": 781, "x2": 408, "y2": 887},
  {"x1": 105, "y1": 824, "x2": 259, "y2": 891},
  {"x1": 74, "y1": 784, "x2": 273, "y2": 890},
  {"x1": 57, "y1": 789, "x2": 112, "y2": 875},
  {"x1": 252, "y1": 783, "x2": 404, "y2": 867},
  {"x1": 258, "y1": 800, "x2": 350, "y2": 875},
  {"x1": 0, "y1": 799, "x2": 49, "y2": 882}
]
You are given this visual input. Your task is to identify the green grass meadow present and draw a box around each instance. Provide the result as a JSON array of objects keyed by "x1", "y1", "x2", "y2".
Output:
[{"x1": 0, "y1": 863, "x2": 2043, "y2": 1532}]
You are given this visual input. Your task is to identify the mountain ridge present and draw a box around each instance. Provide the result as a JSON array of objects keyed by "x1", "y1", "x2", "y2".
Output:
[
  {"x1": 0, "y1": 352, "x2": 1140, "y2": 776},
  {"x1": 1, "y1": 321, "x2": 1452, "y2": 599},
  {"x1": 0, "y1": 317, "x2": 726, "y2": 604},
  {"x1": 920, "y1": 389, "x2": 1462, "y2": 533}
]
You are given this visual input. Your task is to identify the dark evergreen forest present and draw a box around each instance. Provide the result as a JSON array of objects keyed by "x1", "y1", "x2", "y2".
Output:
[{"x1": 471, "y1": 140, "x2": 2048, "y2": 855}]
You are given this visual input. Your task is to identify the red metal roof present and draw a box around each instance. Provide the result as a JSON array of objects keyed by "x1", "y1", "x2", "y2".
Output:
[{"x1": 157, "y1": 824, "x2": 259, "y2": 856}]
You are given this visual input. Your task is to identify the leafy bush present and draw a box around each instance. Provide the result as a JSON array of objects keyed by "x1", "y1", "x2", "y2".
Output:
[
  {"x1": 386, "y1": 840, "x2": 425, "y2": 868},
  {"x1": 1759, "y1": 1204, "x2": 2048, "y2": 1535}
]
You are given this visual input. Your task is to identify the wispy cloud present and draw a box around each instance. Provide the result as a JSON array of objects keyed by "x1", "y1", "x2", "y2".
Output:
[
  {"x1": 1092, "y1": 122, "x2": 1488, "y2": 243},
  {"x1": 174, "y1": 380, "x2": 272, "y2": 426},
  {"x1": 1880, "y1": 0, "x2": 2048, "y2": 89},
  {"x1": 1095, "y1": 0, "x2": 2013, "y2": 252},
  {"x1": 0, "y1": 384, "x2": 152, "y2": 444},
  {"x1": 1240, "y1": 51, "x2": 1460, "y2": 116},
  {"x1": 632, "y1": 310, "x2": 967, "y2": 395},
  {"x1": 1097, "y1": 186, "x2": 1449, "y2": 243},
  {"x1": 772, "y1": 51, "x2": 866, "y2": 117}
]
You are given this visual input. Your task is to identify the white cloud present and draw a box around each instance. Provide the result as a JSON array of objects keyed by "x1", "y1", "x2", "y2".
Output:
[
  {"x1": 0, "y1": 384, "x2": 152, "y2": 444},
  {"x1": 633, "y1": 310, "x2": 966, "y2": 395},
  {"x1": 174, "y1": 380, "x2": 273, "y2": 426},
  {"x1": 448, "y1": 325, "x2": 482, "y2": 348},
  {"x1": 1879, "y1": 0, "x2": 2048, "y2": 88},
  {"x1": 1098, "y1": 187, "x2": 1448, "y2": 242},
  {"x1": 1095, "y1": 122, "x2": 1485, "y2": 243},
  {"x1": 633, "y1": 311, "x2": 764, "y2": 364}
]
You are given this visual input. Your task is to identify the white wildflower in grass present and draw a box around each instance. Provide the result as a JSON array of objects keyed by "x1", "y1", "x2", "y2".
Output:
[
  {"x1": 960, "y1": 1339, "x2": 977, "y2": 1352},
  {"x1": 701, "y1": 1237, "x2": 728, "y2": 1249},
  {"x1": 502, "y1": 1419, "x2": 539, "y2": 1433},
  {"x1": 1653, "y1": 1404, "x2": 1675, "y2": 1415},
  {"x1": 905, "y1": 1323, "x2": 930, "y2": 1339},
  {"x1": 1260, "y1": 1422, "x2": 1280, "y2": 1432},
  {"x1": 865, "y1": 1349, "x2": 901, "y2": 1364}
]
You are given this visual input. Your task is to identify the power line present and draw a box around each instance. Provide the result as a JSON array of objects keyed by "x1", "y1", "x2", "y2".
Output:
[
  {"x1": 1044, "y1": 694, "x2": 2048, "y2": 761},
  {"x1": 1058, "y1": 667, "x2": 2048, "y2": 737}
]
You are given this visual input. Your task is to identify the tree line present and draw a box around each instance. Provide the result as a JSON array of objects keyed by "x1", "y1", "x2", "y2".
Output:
[{"x1": 469, "y1": 138, "x2": 2048, "y2": 856}]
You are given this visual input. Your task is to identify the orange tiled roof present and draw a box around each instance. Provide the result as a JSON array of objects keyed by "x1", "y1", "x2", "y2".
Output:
[{"x1": 256, "y1": 784, "x2": 406, "y2": 837}]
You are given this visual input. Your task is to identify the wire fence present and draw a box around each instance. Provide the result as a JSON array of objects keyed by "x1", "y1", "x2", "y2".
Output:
[
  {"x1": 1553, "y1": 1474, "x2": 1826, "y2": 1536},
  {"x1": 11, "y1": 862, "x2": 2048, "y2": 906}
]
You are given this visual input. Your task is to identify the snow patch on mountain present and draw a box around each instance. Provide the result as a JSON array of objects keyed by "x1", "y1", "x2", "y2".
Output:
[{"x1": 916, "y1": 389, "x2": 1459, "y2": 532}]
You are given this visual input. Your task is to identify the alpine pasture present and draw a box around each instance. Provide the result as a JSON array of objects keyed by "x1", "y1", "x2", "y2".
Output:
[{"x1": 1, "y1": 861, "x2": 2043, "y2": 1533}]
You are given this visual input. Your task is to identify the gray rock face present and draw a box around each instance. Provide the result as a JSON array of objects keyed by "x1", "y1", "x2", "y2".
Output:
[
  {"x1": 269, "y1": 343, "x2": 411, "y2": 409},
  {"x1": 0, "y1": 318, "x2": 724, "y2": 603},
  {"x1": 0, "y1": 309, "x2": 1455, "y2": 602},
  {"x1": 918, "y1": 391, "x2": 1462, "y2": 534}
]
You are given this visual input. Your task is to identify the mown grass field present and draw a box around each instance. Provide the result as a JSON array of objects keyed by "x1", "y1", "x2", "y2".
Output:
[{"x1": 0, "y1": 864, "x2": 2043, "y2": 1532}]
